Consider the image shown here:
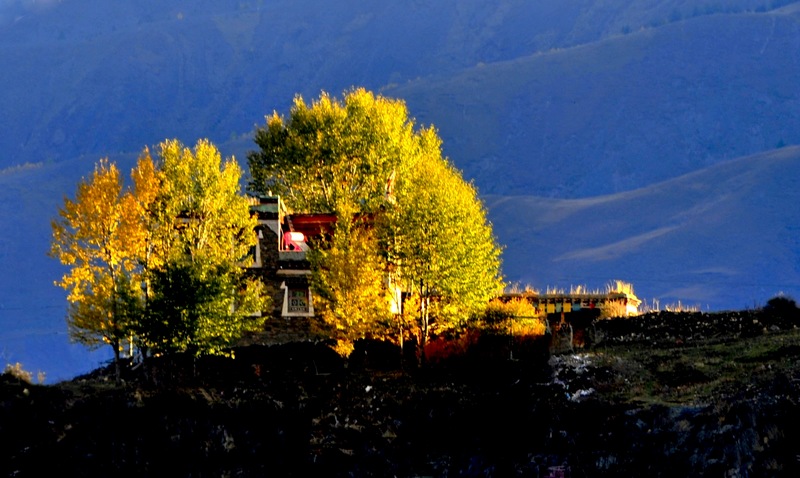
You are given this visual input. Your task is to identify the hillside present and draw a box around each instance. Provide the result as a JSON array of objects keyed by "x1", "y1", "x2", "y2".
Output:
[
  {"x1": 1, "y1": 0, "x2": 797, "y2": 179},
  {"x1": 1, "y1": 0, "x2": 799, "y2": 381},
  {"x1": 6, "y1": 143, "x2": 796, "y2": 381},
  {"x1": 3, "y1": 309, "x2": 800, "y2": 476},
  {"x1": 487, "y1": 146, "x2": 800, "y2": 309},
  {"x1": 389, "y1": 7, "x2": 800, "y2": 196}
]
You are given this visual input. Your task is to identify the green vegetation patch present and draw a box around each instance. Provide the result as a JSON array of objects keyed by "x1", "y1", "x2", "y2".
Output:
[{"x1": 591, "y1": 328, "x2": 800, "y2": 406}]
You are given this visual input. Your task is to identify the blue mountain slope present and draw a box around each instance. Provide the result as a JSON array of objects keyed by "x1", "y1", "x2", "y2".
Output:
[
  {"x1": 2, "y1": 146, "x2": 797, "y2": 380},
  {"x1": 0, "y1": 159, "x2": 117, "y2": 382},
  {"x1": 487, "y1": 146, "x2": 800, "y2": 309},
  {"x1": 2, "y1": 0, "x2": 800, "y2": 380},
  {"x1": 389, "y1": 8, "x2": 800, "y2": 197},
  {"x1": 1, "y1": 0, "x2": 796, "y2": 180}
]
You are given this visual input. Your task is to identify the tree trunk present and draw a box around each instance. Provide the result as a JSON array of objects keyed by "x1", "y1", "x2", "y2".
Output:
[
  {"x1": 112, "y1": 339, "x2": 121, "y2": 384},
  {"x1": 398, "y1": 320, "x2": 404, "y2": 371},
  {"x1": 417, "y1": 293, "x2": 429, "y2": 368}
]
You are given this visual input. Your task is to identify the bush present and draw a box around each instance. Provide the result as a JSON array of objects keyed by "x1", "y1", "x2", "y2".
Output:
[
  {"x1": 764, "y1": 295, "x2": 798, "y2": 314},
  {"x1": 424, "y1": 330, "x2": 481, "y2": 363},
  {"x1": 477, "y1": 298, "x2": 546, "y2": 336},
  {"x1": 2, "y1": 362, "x2": 44, "y2": 384},
  {"x1": 762, "y1": 295, "x2": 799, "y2": 328}
]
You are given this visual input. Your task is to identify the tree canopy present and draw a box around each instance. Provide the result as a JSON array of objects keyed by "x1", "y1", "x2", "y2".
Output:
[
  {"x1": 132, "y1": 139, "x2": 268, "y2": 357},
  {"x1": 383, "y1": 142, "x2": 504, "y2": 346},
  {"x1": 249, "y1": 88, "x2": 503, "y2": 358},
  {"x1": 309, "y1": 215, "x2": 394, "y2": 357},
  {"x1": 51, "y1": 139, "x2": 268, "y2": 377},
  {"x1": 248, "y1": 88, "x2": 420, "y2": 215},
  {"x1": 50, "y1": 159, "x2": 141, "y2": 378}
]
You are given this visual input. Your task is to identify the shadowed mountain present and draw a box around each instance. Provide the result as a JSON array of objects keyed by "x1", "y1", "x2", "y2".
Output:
[
  {"x1": 2, "y1": 146, "x2": 796, "y2": 380},
  {"x1": 0, "y1": 155, "x2": 142, "y2": 382},
  {"x1": 2, "y1": 0, "x2": 797, "y2": 185},
  {"x1": 389, "y1": 6, "x2": 800, "y2": 196}
]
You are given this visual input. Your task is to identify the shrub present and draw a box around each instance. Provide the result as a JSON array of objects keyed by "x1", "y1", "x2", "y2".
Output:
[
  {"x1": 481, "y1": 298, "x2": 539, "y2": 321},
  {"x1": 424, "y1": 329, "x2": 481, "y2": 363},
  {"x1": 764, "y1": 295, "x2": 798, "y2": 314},
  {"x1": 762, "y1": 295, "x2": 799, "y2": 328},
  {"x1": 478, "y1": 298, "x2": 545, "y2": 335},
  {"x1": 3, "y1": 362, "x2": 36, "y2": 383},
  {"x1": 505, "y1": 317, "x2": 547, "y2": 337}
]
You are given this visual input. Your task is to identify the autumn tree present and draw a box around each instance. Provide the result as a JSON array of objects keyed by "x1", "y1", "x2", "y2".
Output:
[
  {"x1": 132, "y1": 139, "x2": 268, "y2": 357},
  {"x1": 309, "y1": 202, "x2": 394, "y2": 357},
  {"x1": 50, "y1": 160, "x2": 141, "y2": 381},
  {"x1": 248, "y1": 88, "x2": 418, "y2": 214},
  {"x1": 380, "y1": 135, "x2": 504, "y2": 363},
  {"x1": 52, "y1": 139, "x2": 269, "y2": 372},
  {"x1": 248, "y1": 88, "x2": 503, "y2": 360}
]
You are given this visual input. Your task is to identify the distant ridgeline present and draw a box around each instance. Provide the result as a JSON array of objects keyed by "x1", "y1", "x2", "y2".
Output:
[{"x1": 501, "y1": 281, "x2": 642, "y2": 321}]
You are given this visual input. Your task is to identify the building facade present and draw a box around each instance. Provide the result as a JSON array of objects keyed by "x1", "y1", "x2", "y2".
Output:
[{"x1": 246, "y1": 196, "x2": 333, "y2": 320}]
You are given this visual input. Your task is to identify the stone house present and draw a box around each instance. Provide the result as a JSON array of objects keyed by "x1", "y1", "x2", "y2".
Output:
[{"x1": 246, "y1": 195, "x2": 336, "y2": 322}]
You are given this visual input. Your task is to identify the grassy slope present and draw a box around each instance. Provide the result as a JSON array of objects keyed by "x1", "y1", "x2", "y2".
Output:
[
  {"x1": 389, "y1": 7, "x2": 800, "y2": 196},
  {"x1": 487, "y1": 146, "x2": 800, "y2": 309},
  {"x1": 1, "y1": 0, "x2": 795, "y2": 176},
  {"x1": 595, "y1": 327, "x2": 800, "y2": 406}
]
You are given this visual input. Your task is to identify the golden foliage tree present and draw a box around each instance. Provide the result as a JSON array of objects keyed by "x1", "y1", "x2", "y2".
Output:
[
  {"x1": 383, "y1": 138, "x2": 504, "y2": 363},
  {"x1": 249, "y1": 88, "x2": 504, "y2": 362},
  {"x1": 248, "y1": 88, "x2": 419, "y2": 214},
  {"x1": 132, "y1": 139, "x2": 268, "y2": 357},
  {"x1": 50, "y1": 160, "x2": 141, "y2": 380},
  {"x1": 51, "y1": 140, "x2": 269, "y2": 373},
  {"x1": 309, "y1": 211, "x2": 394, "y2": 357}
]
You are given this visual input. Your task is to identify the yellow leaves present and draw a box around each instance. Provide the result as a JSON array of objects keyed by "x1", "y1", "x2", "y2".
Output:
[
  {"x1": 249, "y1": 88, "x2": 423, "y2": 215},
  {"x1": 129, "y1": 152, "x2": 162, "y2": 222},
  {"x1": 51, "y1": 159, "x2": 123, "y2": 260},
  {"x1": 310, "y1": 222, "x2": 392, "y2": 348},
  {"x1": 138, "y1": 139, "x2": 265, "y2": 356},
  {"x1": 251, "y1": 88, "x2": 503, "y2": 348},
  {"x1": 236, "y1": 276, "x2": 270, "y2": 318},
  {"x1": 480, "y1": 298, "x2": 546, "y2": 337},
  {"x1": 51, "y1": 138, "x2": 267, "y2": 356},
  {"x1": 332, "y1": 339, "x2": 355, "y2": 358},
  {"x1": 51, "y1": 160, "x2": 135, "y2": 324},
  {"x1": 377, "y1": 118, "x2": 503, "y2": 331}
]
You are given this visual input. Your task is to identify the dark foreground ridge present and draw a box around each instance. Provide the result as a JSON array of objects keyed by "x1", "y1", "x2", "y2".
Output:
[{"x1": 2, "y1": 307, "x2": 800, "y2": 477}]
